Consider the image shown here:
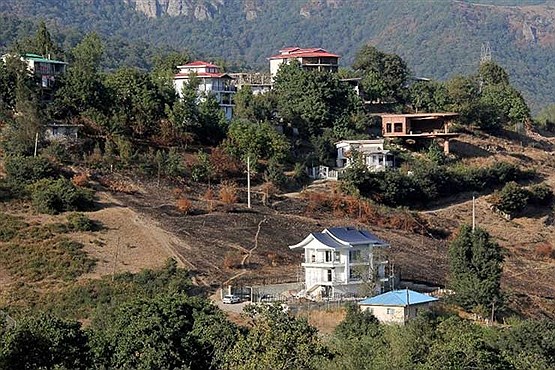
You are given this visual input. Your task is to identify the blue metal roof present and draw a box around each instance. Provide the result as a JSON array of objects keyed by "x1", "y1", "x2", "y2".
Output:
[
  {"x1": 358, "y1": 290, "x2": 438, "y2": 306},
  {"x1": 311, "y1": 232, "x2": 345, "y2": 249},
  {"x1": 326, "y1": 227, "x2": 386, "y2": 245}
]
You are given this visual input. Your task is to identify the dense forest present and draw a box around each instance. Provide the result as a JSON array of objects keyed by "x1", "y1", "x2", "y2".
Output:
[{"x1": 0, "y1": 0, "x2": 554, "y2": 112}]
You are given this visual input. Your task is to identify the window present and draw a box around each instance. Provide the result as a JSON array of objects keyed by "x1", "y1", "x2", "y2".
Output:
[
  {"x1": 386, "y1": 123, "x2": 392, "y2": 133},
  {"x1": 349, "y1": 250, "x2": 361, "y2": 262},
  {"x1": 387, "y1": 308, "x2": 395, "y2": 315},
  {"x1": 394, "y1": 122, "x2": 403, "y2": 133},
  {"x1": 334, "y1": 251, "x2": 340, "y2": 262},
  {"x1": 327, "y1": 270, "x2": 333, "y2": 282},
  {"x1": 349, "y1": 269, "x2": 362, "y2": 280},
  {"x1": 325, "y1": 251, "x2": 332, "y2": 262}
]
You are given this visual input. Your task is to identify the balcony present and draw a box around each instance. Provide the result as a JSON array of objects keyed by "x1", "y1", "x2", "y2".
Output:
[{"x1": 302, "y1": 256, "x2": 342, "y2": 268}]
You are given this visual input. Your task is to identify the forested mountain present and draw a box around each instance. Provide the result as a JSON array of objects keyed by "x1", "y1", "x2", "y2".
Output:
[{"x1": 0, "y1": 0, "x2": 554, "y2": 111}]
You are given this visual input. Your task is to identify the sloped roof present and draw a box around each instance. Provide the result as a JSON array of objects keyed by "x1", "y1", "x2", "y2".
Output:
[
  {"x1": 289, "y1": 227, "x2": 388, "y2": 249},
  {"x1": 269, "y1": 47, "x2": 340, "y2": 60},
  {"x1": 325, "y1": 227, "x2": 385, "y2": 245},
  {"x1": 174, "y1": 72, "x2": 232, "y2": 79},
  {"x1": 358, "y1": 290, "x2": 438, "y2": 307},
  {"x1": 312, "y1": 233, "x2": 345, "y2": 249},
  {"x1": 22, "y1": 53, "x2": 67, "y2": 64},
  {"x1": 178, "y1": 60, "x2": 220, "y2": 68}
]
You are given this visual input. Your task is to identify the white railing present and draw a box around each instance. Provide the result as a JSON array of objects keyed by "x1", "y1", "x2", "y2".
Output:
[{"x1": 307, "y1": 166, "x2": 340, "y2": 180}]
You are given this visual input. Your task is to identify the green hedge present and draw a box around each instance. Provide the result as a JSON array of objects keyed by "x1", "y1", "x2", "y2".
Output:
[{"x1": 346, "y1": 162, "x2": 534, "y2": 208}]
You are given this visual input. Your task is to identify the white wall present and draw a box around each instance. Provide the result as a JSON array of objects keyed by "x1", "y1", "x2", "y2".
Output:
[{"x1": 360, "y1": 302, "x2": 434, "y2": 324}]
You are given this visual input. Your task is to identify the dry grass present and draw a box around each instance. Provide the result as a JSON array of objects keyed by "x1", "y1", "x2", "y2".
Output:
[
  {"x1": 203, "y1": 187, "x2": 216, "y2": 212},
  {"x1": 176, "y1": 197, "x2": 192, "y2": 214},
  {"x1": 220, "y1": 181, "x2": 238, "y2": 205},
  {"x1": 71, "y1": 172, "x2": 89, "y2": 187},
  {"x1": 297, "y1": 307, "x2": 346, "y2": 335}
]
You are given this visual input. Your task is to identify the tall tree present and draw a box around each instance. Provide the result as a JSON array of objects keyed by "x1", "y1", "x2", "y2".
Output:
[
  {"x1": 224, "y1": 304, "x2": 329, "y2": 370},
  {"x1": 448, "y1": 225, "x2": 504, "y2": 315},
  {"x1": 273, "y1": 60, "x2": 357, "y2": 138},
  {"x1": 0, "y1": 313, "x2": 89, "y2": 370},
  {"x1": 105, "y1": 67, "x2": 166, "y2": 138},
  {"x1": 53, "y1": 32, "x2": 106, "y2": 118},
  {"x1": 90, "y1": 293, "x2": 237, "y2": 369},
  {"x1": 353, "y1": 44, "x2": 410, "y2": 104}
]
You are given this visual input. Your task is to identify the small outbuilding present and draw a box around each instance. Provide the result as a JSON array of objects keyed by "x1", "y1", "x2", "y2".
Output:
[{"x1": 358, "y1": 289, "x2": 438, "y2": 324}]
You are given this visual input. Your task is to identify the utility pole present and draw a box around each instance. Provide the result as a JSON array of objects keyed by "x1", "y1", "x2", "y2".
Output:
[
  {"x1": 247, "y1": 156, "x2": 251, "y2": 208},
  {"x1": 34, "y1": 132, "x2": 39, "y2": 157},
  {"x1": 472, "y1": 194, "x2": 476, "y2": 232}
]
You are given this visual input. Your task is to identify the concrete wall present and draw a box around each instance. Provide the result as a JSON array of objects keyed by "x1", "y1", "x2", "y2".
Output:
[{"x1": 360, "y1": 302, "x2": 434, "y2": 324}]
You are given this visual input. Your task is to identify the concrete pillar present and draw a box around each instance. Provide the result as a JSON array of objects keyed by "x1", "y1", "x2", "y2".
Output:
[{"x1": 443, "y1": 139, "x2": 450, "y2": 154}]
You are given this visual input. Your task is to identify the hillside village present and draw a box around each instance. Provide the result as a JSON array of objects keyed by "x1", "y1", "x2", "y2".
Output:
[{"x1": 0, "y1": 21, "x2": 554, "y2": 369}]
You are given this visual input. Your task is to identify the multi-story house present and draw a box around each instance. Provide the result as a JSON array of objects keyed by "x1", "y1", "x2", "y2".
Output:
[
  {"x1": 9, "y1": 53, "x2": 68, "y2": 101},
  {"x1": 269, "y1": 47, "x2": 340, "y2": 78},
  {"x1": 289, "y1": 227, "x2": 391, "y2": 300},
  {"x1": 173, "y1": 61, "x2": 235, "y2": 120},
  {"x1": 335, "y1": 139, "x2": 393, "y2": 171}
]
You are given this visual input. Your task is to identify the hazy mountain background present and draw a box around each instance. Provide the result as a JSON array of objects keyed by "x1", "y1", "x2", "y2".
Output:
[{"x1": 0, "y1": 0, "x2": 554, "y2": 112}]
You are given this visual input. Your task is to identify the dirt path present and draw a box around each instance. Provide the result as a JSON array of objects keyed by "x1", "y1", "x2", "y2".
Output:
[{"x1": 75, "y1": 191, "x2": 204, "y2": 282}]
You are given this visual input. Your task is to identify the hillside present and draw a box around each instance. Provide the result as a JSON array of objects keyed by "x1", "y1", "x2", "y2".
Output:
[
  {"x1": 1, "y1": 131, "x2": 553, "y2": 320},
  {"x1": 0, "y1": 0, "x2": 555, "y2": 111}
]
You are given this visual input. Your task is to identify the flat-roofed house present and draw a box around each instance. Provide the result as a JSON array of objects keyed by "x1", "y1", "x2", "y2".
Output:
[
  {"x1": 335, "y1": 139, "x2": 393, "y2": 171},
  {"x1": 380, "y1": 113, "x2": 459, "y2": 153},
  {"x1": 289, "y1": 227, "x2": 391, "y2": 300}
]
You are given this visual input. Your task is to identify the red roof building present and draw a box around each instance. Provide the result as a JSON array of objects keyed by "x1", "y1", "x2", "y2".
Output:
[
  {"x1": 173, "y1": 61, "x2": 235, "y2": 120},
  {"x1": 269, "y1": 47, "x2": 340, "y2": 77}
]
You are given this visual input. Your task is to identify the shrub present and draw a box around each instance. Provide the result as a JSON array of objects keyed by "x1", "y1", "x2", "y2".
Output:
[
  {"x1": 71, "y1": 172, "x2": 89, "y2": 187},
  {"x1": 210, "y1": 147, "x2": 243, "y2": 180},
  {"x1": 492, "y1": 182, "x2": 529, "y2": 216},
  {"x1": 528, "y1": 184, "x2": 553, "y2": 206},
  {"x1": 264, "y1": 160, "x2": 286, "y2": 189},
  {"x1": 219, "y1": 181, "x2": 238, "y2": 205},
  {"x1": 176, "y1": 197, "x2": 192, "y2": 214},
  {"x1": 0, "y1": 213, "x2": 27, "y2": 242},
  {"x1": 535, "y1": 243, "x2": 555, "y2": 259},
  {"x1": 67, "y1": 213, "x2": 95, "y2": 232},
  {"x1": 29, "y1": 178, "x2": 94, "y2": 215},
  {"x1": 203, "y1": 187, "x2": 216, "y2": 212},
  {"x1": 4, "y1": 155, "x2": 57, "y2": 192},
  {"x1": 191, "y1": 150, "x2": 214, "y2": 182}
]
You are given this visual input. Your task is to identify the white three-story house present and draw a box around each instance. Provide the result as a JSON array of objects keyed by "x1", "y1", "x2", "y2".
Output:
[{"x1": 289, "y1": 227, "x2": 391, "y2": 300}]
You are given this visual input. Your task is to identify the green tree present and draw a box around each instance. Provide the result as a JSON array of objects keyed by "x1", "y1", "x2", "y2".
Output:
[
  {"x1": 478, "y1": 61, "x2": 510, "y2": 86},
  {"x1": 423, "y1": 317, "x2": 512, "y2": 370},
  {"x1": 353, "y1": 44, "x2": 410, "y2": 104},
  {"x1": 0, "y1": 313, "x2": 89, "y2": 370},
  {"x1": 535, "y1": 103, "x2": 555, "y2": 131},
  {"x1": 491, "y1": 181, "x2": 529, "y2": 216},
  {"x1": 105, "y1": 67, "x2": 166, "y2": 138},
  {"x1": 53, "y1": 32, "x2": 106, "y2": 118},
  {"x1": 225, "y1": 119, "x2": 289, "y2": 163},
  {"x1": 273, "y1": 60, "x2": 357, "y2": 138},
  {"x1": 90, "y1": 293, "x2": 237, "y2": 370},
  {"x1": 448, "y1": 225, "x2": 504, "y2": 314},
  {"x1": 225, "y1": 304, "x2": 328, "y2": 370},
  {"x1": 408, "y1": 80, "x2": 450, "y2": 113}
]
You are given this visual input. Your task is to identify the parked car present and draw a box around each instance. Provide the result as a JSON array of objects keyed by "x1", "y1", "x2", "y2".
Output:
[{"x1": 222, "y1": 294, "x2": 240, "y2": 304}]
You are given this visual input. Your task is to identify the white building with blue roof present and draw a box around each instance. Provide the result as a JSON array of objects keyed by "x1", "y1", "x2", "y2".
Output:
[
  {"x1": 289, "y1": 227, "x2": 391, "y2": 300},
  {"x1": 358, "y1": 289, "x2": 438, "y2": 324}
]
